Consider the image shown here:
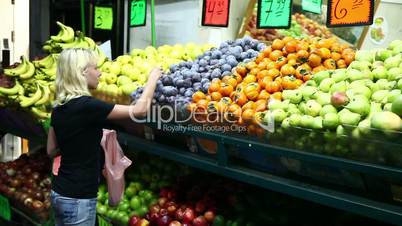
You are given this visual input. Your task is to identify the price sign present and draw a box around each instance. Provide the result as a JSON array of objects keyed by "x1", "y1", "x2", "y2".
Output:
[
  {"x1": 302, "y1": 0, "x2": 322, "y2": 14},
  {"x1": 94, "y1": 6, "x2": 113, "y2": 30},
  {"x1": 327, "y1": 0, "x2": 374, "y2": 27},
  {"x1": 201, "y1": 0, "x2": 230, "y2": 27},
  {"x1": 257, "y1": 0, "x2": 293, "y2": 29},
  {"x1": 0, "y1": 194, "x2": 11, "y2": 221},
  {"x1": 130, "y1": 0, "x2": 147, "y2": 27}
]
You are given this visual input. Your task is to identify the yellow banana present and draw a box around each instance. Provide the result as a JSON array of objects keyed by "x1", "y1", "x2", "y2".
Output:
[
  {"x1": 31, "y1": 107, "x2": 51, "y2": 119},
  {"x1": 19, "y1": 85, "x2": 42, "y2": 108},
  {"x1": 4, "y1": 56, "x2": 28, "y2": 76},
  {"x1": 43, "y1": 44, "x2": 53, "y2": 53},
  {"x1": 33, "y1": 54, "x2": 54, "y2": 68},
  {"x1": 54, "y1": 37, "x2": 80, "y2": 49},
  {"x1": 35, "y1": 84, "x2": 50, "y2": 106},
  {"x1": 0, "y1": 81, "x2": 22, "y2": 95},
  {"x1": 84, "y1": 37, "x2": 96, "y2": 49},
  {"x1": 41, "y1": 66, "x2": 57, "y2": 77},
  {"x1": 50, "y1": 25, "x2": 65, "y2": 42},
  {"x1": 20, "y1": 61, "x2": 35, "y2": 79},
  {"x1": 58, "y1": 22, "x2": 75, "y2": 43},
  {"x1": 95, "y1": 47, "x2": 107, "y2": 67}
]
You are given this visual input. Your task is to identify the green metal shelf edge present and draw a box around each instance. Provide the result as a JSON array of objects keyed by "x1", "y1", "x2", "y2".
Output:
[
  {"x1": 10, "y1": 206, "x2": 51, "y2": 226},
  {"x1": 118, "y1": 132, "x2": 402, "y2": 226},
  {"x1": 145, "y1": 122, "x2": 402, "y2": 181}
]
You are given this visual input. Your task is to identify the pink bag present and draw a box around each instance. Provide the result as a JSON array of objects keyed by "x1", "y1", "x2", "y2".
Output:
[
  {"x1": 101, "y1": 129, "x2": 132, "y2": 207},
  {"x1": 52, "y1": 155, "x2": 61, "y2": 176}
]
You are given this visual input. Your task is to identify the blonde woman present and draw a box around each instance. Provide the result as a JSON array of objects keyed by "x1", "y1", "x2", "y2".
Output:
[{"x1": 46, "y1": 48, "x2": 161, "y2": 225}]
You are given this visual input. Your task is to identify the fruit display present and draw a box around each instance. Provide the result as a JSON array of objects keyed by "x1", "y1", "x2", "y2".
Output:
[
  {"x1": 0, "y1": 22, "x2": 104, "y2": 121},
  {"x1": 0, "y1": 152, "x2": 51, "y2": 221},
  {"x1": 188, "y1": 37, "x2": 355, "y2": 125},
  {"x1": 131, "y1": 37, "x2": 266, "y2": 107},
  {"x1": 259, "y1": 40, "x2": 401, "y2": 133},
  {"x1": 96, "y1": 43, "x2": 213, "y2": 97},
  {"x1": 293, "y1": 13, "x2": 332, "y2": 39}
]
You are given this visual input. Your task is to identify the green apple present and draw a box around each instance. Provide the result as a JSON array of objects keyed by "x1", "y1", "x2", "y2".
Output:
[
  {"x1": 125, "y1": 186, "x2": 137, "y2": 198},
  {"x1": 110, "y1": 61, "x2": 122, "y2": 75},
  {"x1": 97, "y1": 204, "x2": 107, "y2": 215},
  {"x1": 130, "y1": 196, "x2": 141, "y2": 210},
  {"x1": 157, "y1": 45, "x2": 172, "y2": 54},
  {"x1": 117, "y1": 75, "x2": 132, "y2": 87},
  {"x1": 323, "y1": 113, "x2": 340, "y2": 129},
  {"x1": 281, "y1": 117, "x2": 291, "y2": 129},
  {"x1": 104, "y1": 72, "x2": 118, "y2": 84},
  {"x1": 116, "y1": 55, "x2": 132, "y2": 65},
  {"x1": 320, "y1": 105, "x2": 338, "y2": 117},
  {"x1": 305, "y1": 100, "x2": 322, "y2": 117}
]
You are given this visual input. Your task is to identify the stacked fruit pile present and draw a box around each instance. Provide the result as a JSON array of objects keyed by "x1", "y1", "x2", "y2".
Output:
[
  {"x1": 188, "y1": 37, "x2": 355, "y2": 126},
  {"x1": 260, "y1": 40, "x2": 402, "y2": 134},
  {"x1": 293, "y1": 13, "x2": 332, "y2": 39},
  {"x1": 97, "y1": 43, "x2": 213, "y2": 97},
  {"x1": 0, "y1": 152, "x2": 51, "y2": 220},
  {"x1": 131, "y1": 37, "x2": 266, "y2": 107},
  {"x1": 0, "y1": 22, "x2": 103, "y2": 120}
]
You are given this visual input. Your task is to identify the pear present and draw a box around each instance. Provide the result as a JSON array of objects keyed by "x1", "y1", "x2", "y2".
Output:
[
  {"x1": 387, "y1": 67, "x2": 402, "y2": 81},
  {"x1": 323, "y1": 113, "x2": 340, "y2": 129},
  {"x1": 305, "y1": 80, "x2": 317, "y2": 87},
  {"x1": 398, "y1": 79, "x2": 402, "y2": 90},
  {"x1": 271, "y1": 109, "x2": 287, "y2": 122},
  {"x1": 330, "y1": 81, "x2": 347, "y2": 94},
  {"x1": 345, "y1": 95, "x2": 370, "y2": 116},
  {"x1": 349, "y1": 85, "x2": 372, "y2": 99},
  {"x1": 331, "y1": 69, "x2": 347, "y2": 82},
  {"x1": 316, "y1": 92, "x2": 332, "y2": 106},
  {"x1": 374, "y1": 79, "x2": 396, "y2": 90},
  {"x1": 357, "y1": 119, "x2": 371, "y2": 135},
  {"x1": 355, "y1": 50, "x2": 374, "y2": 63},
  {"x1": 339, "y1": 111, "x2": 361, "y2": 126},
  {"x1": 391, "y1": 95, "x2": 402, "y2": 116},
  {"x1": 347, "y1": 69, "x2": 365, "y2": 81},
  {"x1": 386, "y1": 90, "x2": 402, "y2": 103},
  {"x1": 313, "y1": 71, "x2": 330, "y2": 85},
  {"x1": 348, "y1": 79, "x2": 373, "y2": 89},
  {"x1": 301, "y1": 86, "x2": 318, "y2": 101},
  {"x1": 289, "y1": 114, "x2": 302, "y2": 127},
  {"x1": 372, "y1": 90, "x2": 389, "y2": 103},
  {"x1": 392, "y1": 45, "x2": 402, "y2": 56},
  {"x1": 305, "y1": 100, "x2": 322, "y2": 117},
  {"x1": 320, "y1": 105, "x2": 338, "y2": 117},
  {"x1": 319, "y1": 78, "x2": 335, "y2": 92},
  {"x1": 311, "y1": 116, "x2": 323, "y2": 129},
  {"x1": 299, "y1": 102, "x2": 307, "y2": 113},
  {"x1": 283, "y1": 90, "x2": 302, "y2": 104},
  {"x1": 375, "y1": 49, "x2": 393, "y2": 62},
  {"x1": 349, "y1": 60, "x2": 372, "y2": 71},
  {"x1": 372, "y1": 67, "x2": 388, "y2": 80},
  {"x1": 300, "y1": 115, "x2": 315, "y2": 128},
  {"x1": 336, "y1": 125, "x2": 345, "y2": 137},
  {"x1": 367, "y1": 102, "x2": 383, "y2": 119},
  {"x1": 371, "y1": 111, "x2": 401, "y2": 131},
  {"x1": 268, "y1": 99, "x2": 290, "y2": 111},
  {"x1": 281, "y1": 117, "x2": 291, "y2": 129},
  {"x1": 383, "y1": 103, "x2": 392, "y2": 111},
  {"x1": 384, "y1": 55, "x2": 401, "y2": 69}
]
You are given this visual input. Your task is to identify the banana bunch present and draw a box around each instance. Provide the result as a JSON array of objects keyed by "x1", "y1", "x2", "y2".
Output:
[
  {"x1": 3, "y1": 56, "x2": 35, "y2": 80},
  {"x1": 33, "y1": 54, "x2": 58, "y2": 81},
  {"x1": 43, "y1": 21, "x2": 97, "y2": 53}
]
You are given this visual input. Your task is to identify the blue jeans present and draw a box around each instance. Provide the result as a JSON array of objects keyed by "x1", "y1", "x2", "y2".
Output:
[{"x1": 51, "y1": 190, "x2": 97, "y2": 226}]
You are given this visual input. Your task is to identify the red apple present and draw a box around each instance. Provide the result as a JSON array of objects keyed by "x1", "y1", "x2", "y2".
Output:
[
  {"x1": 183, "y1": 208, "x2": 195, "y2": 223},
  {"x1": 157, "y1": 215, "x2": 171, "y2": 226},
  {"x1": 204, "y1": 211, "x2": 215, "y2": 222},
  {"x1": 32, "y1": 200, "x2": 44, "y2": 212},
  {"x1": 150, "y1": 204, "x2": 161, "y2": 214},
  {"x1": 194, "y1": 201, "x2": 206, "y2": 214},
  {"x1": 158, "y1": 197, "x2": 168, "y2": 207},
  {"x1": 192, "y1": 216, "x2": 207, "y2": 226},
  {"x1": 136, "y1": 219, "x2": 150, "y2": 226},
  {"x1": 169, "y1": 221, "x2": 182, "y2": 226},
  {"x1": 150, "y1": 212, "x2": 160, "y2": 223},
  {"x1": 175, "y1": 208, "x2": 184, "y2": 221},
  {"x1": 129, "y1": 215, "x2": 140, "y2": 226},
  {"x1": 167, "y1": 205, "x2": 177, "y2": 216},
  {"x1": 159, "y1": 208, "x2": 168, "y2": 216}
]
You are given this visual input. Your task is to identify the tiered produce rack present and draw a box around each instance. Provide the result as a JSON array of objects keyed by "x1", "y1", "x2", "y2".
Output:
[{"x1": 0, "y1": 107, "x2": 401, "y2": 225}]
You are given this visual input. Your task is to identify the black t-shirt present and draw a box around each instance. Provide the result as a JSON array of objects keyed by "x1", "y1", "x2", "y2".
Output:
[{"x1": 51, "y1": 96, "x2": 115, "y2": 199}]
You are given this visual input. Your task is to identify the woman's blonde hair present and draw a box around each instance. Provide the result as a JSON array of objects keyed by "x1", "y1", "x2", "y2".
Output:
[{"x1": 54, "y1": 48, "x2": 98, "y2": 105}]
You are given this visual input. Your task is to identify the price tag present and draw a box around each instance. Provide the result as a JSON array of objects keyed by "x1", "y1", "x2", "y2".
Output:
[
  {"x1": 94, "y1": 6, "x2": 113, "y2": 30},
  {"x1": 0, "y1": 194, "x2": 11, "y2": 221},
  {"x1": 201, "y1": 0, "x2": 230, "y2": 27},
  {"x1": 327, "y1": 0, "x2": 374, "y2": 27},
  {"x1": 130, "y1": 0, "x2": 147, "y2": 27},
  {"x1": 257, "y1": 0, "x2": 293, "y2": 29},
  {"x1": 302, "y1": 0, "x2": 322, "y2": 14}
]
